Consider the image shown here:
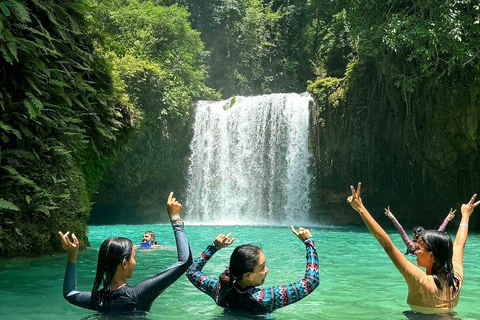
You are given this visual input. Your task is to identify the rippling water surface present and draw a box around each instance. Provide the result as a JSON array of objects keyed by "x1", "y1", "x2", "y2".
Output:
[{"x1": 1, "y1": 225, "x2": 479, "y2": 319}]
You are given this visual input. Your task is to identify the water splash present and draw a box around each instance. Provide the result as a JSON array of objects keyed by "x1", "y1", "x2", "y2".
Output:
[{"x1": 185, "y1": 93, "x2": 312, "y2": 225}]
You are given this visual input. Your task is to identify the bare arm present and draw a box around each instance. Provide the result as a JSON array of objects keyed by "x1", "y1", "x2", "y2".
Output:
[
  {"x1": 453, "y1": 195, "x2": 479, "y2": 263},
  {"x1": 347, "y1": 183, "x2": 417, "y2": 280}
]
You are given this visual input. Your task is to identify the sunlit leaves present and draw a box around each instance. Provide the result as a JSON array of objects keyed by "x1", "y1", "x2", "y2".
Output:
[{"x1": 89, "y1": 0, "x2": 213, "y2": 219}]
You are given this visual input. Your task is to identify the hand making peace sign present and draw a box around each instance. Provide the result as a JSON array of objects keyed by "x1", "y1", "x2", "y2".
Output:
[
  {"x1": 347, "y1": 182, "x2": 365, "y2": 213},
  {"x1": 461, "y1": 194, "x2": 480, "y2": 218}
]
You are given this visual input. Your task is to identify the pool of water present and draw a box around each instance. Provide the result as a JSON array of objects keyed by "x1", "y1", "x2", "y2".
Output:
[{"x1": 0, "y1": 225, "x2": 479, "y2": 319}]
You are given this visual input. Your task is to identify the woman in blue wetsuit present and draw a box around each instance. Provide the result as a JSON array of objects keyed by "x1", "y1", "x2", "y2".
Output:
[
  {"x1": 186, "y1": 226, "x2": 319, "y2": 312},
  {"x1": 58, "y1": 192, "x2": 192, "y2": 313}
]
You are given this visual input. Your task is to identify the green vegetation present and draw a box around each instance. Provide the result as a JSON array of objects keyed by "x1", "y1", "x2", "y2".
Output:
[
  {"x1": 308, "y1": 0, "x2": 480, "y2": 225},
  {"x1": 0, "y1": 0, "x2": 137, "y2": 256},
  {"x1": 87, "y1": 0, "x2": 215, "y2": 224},
  {"x1": 174, "y1": 0, "x2": 318, "y2": 97},
  {"x1": 1, "y1": 0, "x2": 479, "y2": 256},
  {"x1": 0, "y1": 0, "x2": 213, "y2": 255}
]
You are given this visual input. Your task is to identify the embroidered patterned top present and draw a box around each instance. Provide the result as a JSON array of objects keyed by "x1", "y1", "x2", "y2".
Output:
[{"x1": 186, "y1": 238, "x2": 319, "y2": 312}]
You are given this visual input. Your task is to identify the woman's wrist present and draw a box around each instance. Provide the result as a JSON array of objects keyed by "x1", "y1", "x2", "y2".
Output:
[
  {"x1": 357, "y1": 207, "x2": 368, "y2": 215},
  {"x1": 460, "y1": 216, "x2": 469, "y2": 225},
  {"x1": 67, "y1": 253, "x2": 77, "y2": 263},
  {"x1": 169, "y1": 214, "x2": 181, "y2": 223}
]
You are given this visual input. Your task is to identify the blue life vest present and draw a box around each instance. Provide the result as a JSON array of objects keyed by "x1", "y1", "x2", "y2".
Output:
[{"x1": 140, "y1": 241, "x2": 152, "y2": 248}]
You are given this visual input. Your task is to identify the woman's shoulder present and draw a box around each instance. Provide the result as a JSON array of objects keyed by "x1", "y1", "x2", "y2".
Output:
[
  {"x1": 405, "y1": 265, "x2": 442, "y2": 293},
  {"x1": 404, "y1": 262, "x2": 428, "y2": 282}
]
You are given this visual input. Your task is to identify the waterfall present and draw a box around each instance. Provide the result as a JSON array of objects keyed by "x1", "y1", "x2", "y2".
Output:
[{"x1": 185, "y1": 93, "x2": 312, "y2": 225}]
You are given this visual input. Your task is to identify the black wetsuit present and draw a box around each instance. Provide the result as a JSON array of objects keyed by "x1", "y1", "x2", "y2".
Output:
[{"x1": 63, "y1": 222, "x2": 192, "y2": 313}]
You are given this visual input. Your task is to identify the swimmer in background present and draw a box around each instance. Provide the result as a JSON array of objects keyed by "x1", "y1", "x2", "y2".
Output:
[
  {"x1": 58, "y1": 192, "x2": 191, "y2": 313},
  {"x1": 141, "y1": 231, "x2": 157, "y2": 247},
  {"x1": 186, "y1": 226, "x2": 319, "y2": 312},
  {"x1": 347, "y1": 182, "x2": 478, "y2": 313},
  {"x1": 384, "y1": 206, "x2": 456, "y2": 255},
  {"x1": 136, "y1": 231, "x2": 165, "y2": 249}
]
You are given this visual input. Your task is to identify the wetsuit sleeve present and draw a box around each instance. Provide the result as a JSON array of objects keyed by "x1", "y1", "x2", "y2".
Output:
[
  {"x1": 437, "y1": 218, "x2": 450, "y2": 232},
  {"x1": 63, "y1": 262, "x2": 95, "y2": 310},
  {"x1": 251, "y1": 238, "x2": 319, "y2": 312},
  {"x1": 388, "y1": 214, "x2": 415, "y2": 252},
  {"x1": 185, "y1": 243, "x2": 221, "y2": 301},
  {"x1": 131, "y1": 222, "x2": 192, "y2": 310}
]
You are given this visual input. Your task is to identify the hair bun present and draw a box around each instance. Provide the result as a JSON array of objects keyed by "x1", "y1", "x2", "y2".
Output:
[{"x1": 219, "y1": 267, "x2": 234, "y2": 286}]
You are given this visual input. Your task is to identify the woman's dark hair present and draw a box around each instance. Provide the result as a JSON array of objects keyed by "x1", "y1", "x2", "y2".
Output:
[
  {"x1": 412, "y1": 226, "x2": 425, "y2": 238},
  {"x1": 91, "y1": 237, "x2": 133, "y2": 311},
  {"x1": 218, "y1": 244, "x2": 262, "y2": 291},
  {"x1": 421, "y1": 230, "x2": 460, "y2": 294}
]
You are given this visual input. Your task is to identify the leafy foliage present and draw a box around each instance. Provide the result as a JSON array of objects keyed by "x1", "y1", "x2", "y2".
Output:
[
  {"x1": 0, "y1": 0, "x2": 136, "y2": 257},
  {"x1": 87, "y1": 0, "x2": 214, "y2": 223},
  {"x1": 173, "y1": 0, "x2": 321, "y2": 97},
  {"x1": 308, "y1": 0, "x2": 480, "y2": 224}
]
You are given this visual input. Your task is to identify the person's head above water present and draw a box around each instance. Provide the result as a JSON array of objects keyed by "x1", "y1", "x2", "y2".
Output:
[
  {"x1": 91, "y1": 237, "x2": 136, "y2": 309},
  {"x1": 415, "y1": 230, "x2": 460, "y2": 294},
  {"x1": 142, "y1": 231, "x2": 155, "y2": 244},
  {"x1": 220, "y1": 244, "x2": 267, "y2": 288},
  {"x1": 412, "y1": 226, "x2": 425, "y2": 242}
]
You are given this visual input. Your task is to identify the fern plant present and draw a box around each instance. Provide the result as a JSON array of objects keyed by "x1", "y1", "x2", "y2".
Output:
[{"x1": 0, "y1": 0, "x2": 137, "y2": 257}]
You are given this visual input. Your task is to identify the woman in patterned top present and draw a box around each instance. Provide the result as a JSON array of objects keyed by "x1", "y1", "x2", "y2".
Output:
[
  {"x1": 384, "y1": 207, "x2": 456, "y2": 255},
  {"x1": 186, "y1": 226, "x2": 319, "y2": 312}
]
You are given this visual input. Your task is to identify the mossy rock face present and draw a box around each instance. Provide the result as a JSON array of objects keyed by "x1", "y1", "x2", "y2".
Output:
[{"x1": 308, "y1": 57, "x2": 480, "y2": 228}]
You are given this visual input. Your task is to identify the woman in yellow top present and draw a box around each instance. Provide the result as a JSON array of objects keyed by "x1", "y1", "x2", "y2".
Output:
[{"x1": 347, "y1": 182, "x2": 478, "y2": 314}]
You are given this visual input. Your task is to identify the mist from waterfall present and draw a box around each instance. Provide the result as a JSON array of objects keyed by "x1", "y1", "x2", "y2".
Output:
[{"x1": 185, "y1": 93, "x2": 312, "y2": 225}]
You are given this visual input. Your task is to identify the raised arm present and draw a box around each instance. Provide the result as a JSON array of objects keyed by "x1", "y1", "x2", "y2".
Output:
[
  {"x1": 186, "y1": 233, "x2": 235, "y2": 301},
  {"x1": 438, "y1": 208, "x2": 456, "y2": 232},
  {"x1": 251, "y1": 227, "x2": 319, "y2": 312},
  {"x1": 130, "y1": 192, "x2": 192, "y2": 310},
  {"x1": 347, "y1": 183, "x2": 417, "y2": 281},
  {"x1": 384, "y1": 206, "x2": 415, "y2": 252},
  {"x1": 58, "y1": 231, "x2": 95, "y2": 310},
  {"x1": 453, "y1": 194, "x2": 479, "y2": 264}
]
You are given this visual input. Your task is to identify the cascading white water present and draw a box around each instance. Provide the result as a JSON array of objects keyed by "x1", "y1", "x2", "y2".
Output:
[{"x1": 185, "y1": 93, "x2": 312, "y2": 225}]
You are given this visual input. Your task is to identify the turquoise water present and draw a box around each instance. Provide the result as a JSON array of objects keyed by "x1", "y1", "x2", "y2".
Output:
[{"x1": 1, "y1": 225, "x2": 479, "y2": 319}]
